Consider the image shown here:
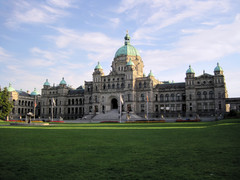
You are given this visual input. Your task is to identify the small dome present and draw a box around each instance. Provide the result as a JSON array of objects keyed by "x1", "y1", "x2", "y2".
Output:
[
  {"x1": 44, "y1": 79, "x2": 50, "y2": 86},
  {"x1": 60, "y1": 77, "x2": 67, "y2": 85},
  {"x1": 95, "y1": 62, "x2": 103, "y2": 70},
  {"x1": 186, "y1": 65, "x2": 195, "y2": 74},
  {"x1": 126, "y1": 58, "x2": 134, "y2": 66},
  {"x1": 214, "y1": 62, "x2": 223, "y2": 72},
  {"x1": 148, "y1": 70, "x2": 154, "y2": 77},
  {"x1": 114, "y1": 32, "x2": 140, "y2": 58},
  {"x1": 31, "y1": 88, "x2": 39, "y2": 96},
  {"x1": 7, "y1": 83, "x2": 15, "y2": 92}
]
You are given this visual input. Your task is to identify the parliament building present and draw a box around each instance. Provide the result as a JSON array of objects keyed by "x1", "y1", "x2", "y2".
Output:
[{"x1": 8, "y1": 33, "x2": 236, "y2": 120}]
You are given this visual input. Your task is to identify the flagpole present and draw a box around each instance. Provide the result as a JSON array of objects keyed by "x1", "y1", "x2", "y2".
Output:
[
  {"x1": 146, "y1": 92, "x2": 149, "y2": 120},
  {"x1": 119, "y1": 94, "x2": 122, "y2": 123},
  {"x1": 34, "y1": 96, "x2": 36, "y2": 120},
  {"x1": 52, "y1": 98, "x2": 53, "y2": 122}
]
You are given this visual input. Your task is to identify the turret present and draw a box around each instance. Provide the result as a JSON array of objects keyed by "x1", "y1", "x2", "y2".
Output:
[
  {"x1": 43, "y1": 79, "x2": 50, "y2": 89},
  {"x1": 214, "y1": 62, "x2": 223, "y2": 75}
]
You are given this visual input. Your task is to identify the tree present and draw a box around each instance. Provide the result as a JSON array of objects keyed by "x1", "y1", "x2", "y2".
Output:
[{"x1": 0, "y1": 87, "x2": 13, "y2": 120}]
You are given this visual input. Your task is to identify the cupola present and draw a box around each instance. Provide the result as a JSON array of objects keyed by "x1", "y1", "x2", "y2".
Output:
[
  {"x1": 148, "y1": 70, "x2": 154, "y2": 77},
  {"x1": 31, "y1": 88, "x2": 40, "y2": 96},
  {"x1": 60, "y1": 77, "x2": 67, "y2": 85},
  {"x1": 7, "y1": 83, "x2": 15, "y2": 92},
  {"x1": 95, "y1": 62, "x2": 103, "y2": 70},
  {"x1": 214, "y1": 62, "x2": 223, "y2": 75},
  {"x1": 114, "y1": 31, "x2": 140, "y2": 58},
  {"x1": 44, "y1": 79, "x2": 50, "y2": 86},
  {"x1": 186, "y1": 65, "x2": 195, "y2": 74}
]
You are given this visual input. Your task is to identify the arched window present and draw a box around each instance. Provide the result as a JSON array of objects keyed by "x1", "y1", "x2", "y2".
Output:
[
  {"x1": 197, "y1": 92, "x2": 201, "y2": 100},
  {"x1": 89, "y1": 96, "x2": 92, "y2": 103},
  {"x1": 112, "y1": 84, "x2": 115, "y2": 89},
  {"x1": 155, "y1": 94, "x2": 158, "y2": 101},
  {"x1": 160, "y1": 94, "x2": 164, "y2": 102},
  {"x1": 144, "y1": 82, "x2": 147, "y2": 88},
  {"x1": 209, "y1": 91, "x2": 214, "y2": 99},
  {"x1": 176, "y1": 94, "x2": 181, "y2": 101},
  {"x1": 203, "y1": 91, "x2": 207, "y2": 99},
  {"x1": 171, "y1": 94, "x2": 175, "y2": 101},
  {"x1": 108, "y1": 84, "x2": 110, "y2": 89},
  {"x1": 139, "y1": 82, "x2": 142, "y2": 88},
  {"x1": 141, "y1": 94, "x2": 145, "y2": 101},
  {"x1": 165, "y1": 94, "x2": 169, "y2": 102}
]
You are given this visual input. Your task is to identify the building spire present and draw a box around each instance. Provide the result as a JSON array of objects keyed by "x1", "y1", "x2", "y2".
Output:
[{"x1": 124, "y1": 30, "x2": 130, "y2": 45}]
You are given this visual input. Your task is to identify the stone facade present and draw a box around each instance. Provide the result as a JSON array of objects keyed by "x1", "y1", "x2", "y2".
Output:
[{"x1": 7, "y1": 33, "x2": 232, "y2": 120}]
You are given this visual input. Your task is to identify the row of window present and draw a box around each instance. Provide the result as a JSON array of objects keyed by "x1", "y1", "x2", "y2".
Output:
[{"x1": 17, "y1": 100, "x2": 34, "y2": 107}]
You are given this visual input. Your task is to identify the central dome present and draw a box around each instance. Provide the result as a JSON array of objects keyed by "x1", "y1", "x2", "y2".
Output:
[{"x1": 114, "y1": 32, "x2": 140, "y2": 58}]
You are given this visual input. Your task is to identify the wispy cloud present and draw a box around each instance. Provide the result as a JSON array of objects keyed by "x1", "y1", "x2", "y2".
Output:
[
  {"x1": 5, "y1": 0, "x2": 72, "y2": 28},
  {"x1": 142, "y1": 14, "x2": 240, "y2": 72},
  {"x1": 117, "y1": 0, "x2": 231, "y2": 41},
  {"x1": 0, "y1": 47, "x2": 12, "y2": 62},
  {"x1": 47, "y1": 0, "x2": 76, "y2": 8},
  {"x1": 48, "y1": 27, "x2": 122, "y2": 62}
]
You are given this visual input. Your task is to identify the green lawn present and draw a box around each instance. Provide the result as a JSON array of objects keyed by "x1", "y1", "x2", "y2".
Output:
[{"x1": 0, "y1": 119, "x2": 240, "y2": 180}]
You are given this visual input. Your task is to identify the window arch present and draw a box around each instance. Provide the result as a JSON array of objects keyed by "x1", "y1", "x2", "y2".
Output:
[
  {"x1": 139, "y1": 82, "x2": 142, "y2": 88},
  {"x1": 165, "y1": 94, "x2": 169, "y2": 102},
  {"x1": 209, "y1": 91, "x2": 214, "y2": 99},
  {"x1": 160, "y1": 94, "x2": 164, "y2": 102},
  {"x1": 197, "y1": 92, "x2": 201, "y2": 100},
  {"x1": 203, "y1": 91, "x2": 207, "y2": 99}
]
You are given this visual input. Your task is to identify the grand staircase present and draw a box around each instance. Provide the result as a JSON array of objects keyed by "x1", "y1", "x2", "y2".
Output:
[{"x1": 92, "y1": 109, "x2": 144, "y2": 121}]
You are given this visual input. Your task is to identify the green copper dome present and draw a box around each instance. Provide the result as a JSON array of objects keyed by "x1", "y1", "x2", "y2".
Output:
[
  {"x1": 126, "y1": 58, "x2": 134, "y2": 66},
  {"x1": 95, "y1": 62, "x2": 103, "y2": 69},
  {"x1": 214, "y1": 62, "x2": 223, "y2": 72},
  {"x1": 7, "y1": 83, "x2": 15, "y2": 92},
  {"x1": 148, "y1": 70, "x2": 154, "y2": 77},
  {"x1": 44, "y1": 79, "x2": 50, "y2": 86},
  {"x1": 60, "y1": 77, "x2": 67, "y2": 85},
  {"x1": 186, "y1": 65, "x2": 195, "y2": 74},
  {"x1": 31, "y1": 88, "x2": 39, "y2": 96},
  {"x1": 114, "y1": 32, "x2": 140, "y2": 58}
]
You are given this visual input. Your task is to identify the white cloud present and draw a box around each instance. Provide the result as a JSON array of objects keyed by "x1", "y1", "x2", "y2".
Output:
[
  {"x1": 5, "y1": 0, "x2": 70, "y2": 28},
  {"x1": 0, "y1": 47, "x2": 11, "y2": 62},
  {"x1": 47, "y1": 0, "x2": 76, "y2": 8},
  {"x1": 142, "y1": 14, "x2": 240, "y2": 72},
  {"x1": 49, "y1": 28, "x2": 122, "y2": 62}
]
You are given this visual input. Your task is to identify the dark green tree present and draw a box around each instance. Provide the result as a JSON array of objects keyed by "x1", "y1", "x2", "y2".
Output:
[{"x1": 0, "y1": 87, "x2": 13, "y2": 120}]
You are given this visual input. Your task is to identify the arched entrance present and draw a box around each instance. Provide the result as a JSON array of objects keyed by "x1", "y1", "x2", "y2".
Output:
[{"x1": 111, "y1": 98, "x2": 118, "y2": 109}]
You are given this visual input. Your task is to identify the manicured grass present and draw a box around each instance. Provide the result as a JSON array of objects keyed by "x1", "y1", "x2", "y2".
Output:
[{"x1": 0, "y1": 119, "x2": 240, "y2": 180}]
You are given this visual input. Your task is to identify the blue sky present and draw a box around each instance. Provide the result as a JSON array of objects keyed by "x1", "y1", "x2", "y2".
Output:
[{"x1": 0, "y1": 0, "x2": 239, "y2": 97}]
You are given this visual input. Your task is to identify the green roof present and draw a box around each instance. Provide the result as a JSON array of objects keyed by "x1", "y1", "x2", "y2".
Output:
[
  {"x1": 148, "y1": 70, "x2": 154, "y2": 77},
  {"x1": 7, "y1": 83, "x2": 15, "y2": 92},
  {"x1": 186, "y1": 65, "x2": 195, "y2": 74},
  {"x1": 214, "y1": 62, "x2": 223, "y2": 72},
  {"x1": 60, "y1": 77, "x2": 67, "y2": 85},
  {"x1": 95, "y1": 62, "x2": 103, "y2": 69},
  {"x1": 126, "y1": 58, "x2": 134, "y2": 66},
  {"x1": 44, "y1": 79, "x2": 50, "y2": 86},
  {"x1": 114, "y1": 33, "x2": 140, "y2": 58},
  {"x1": 31, "y1": 88, "x2": 39, "y2": 96}
]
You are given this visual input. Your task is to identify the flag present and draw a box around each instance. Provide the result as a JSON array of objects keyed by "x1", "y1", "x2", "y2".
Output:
[
  {"x1": 146, "y1": 95, "x2": 149, "y2": 102},
  {"x1": 34, "y1": 102, "x2": 37, "y2": 107},
  {"x1": 120, "y1": 95, "x2": 124, "y2": 105},
  {"x1": 52, "y1": 98, "x2": 56, "y2": 106}
]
